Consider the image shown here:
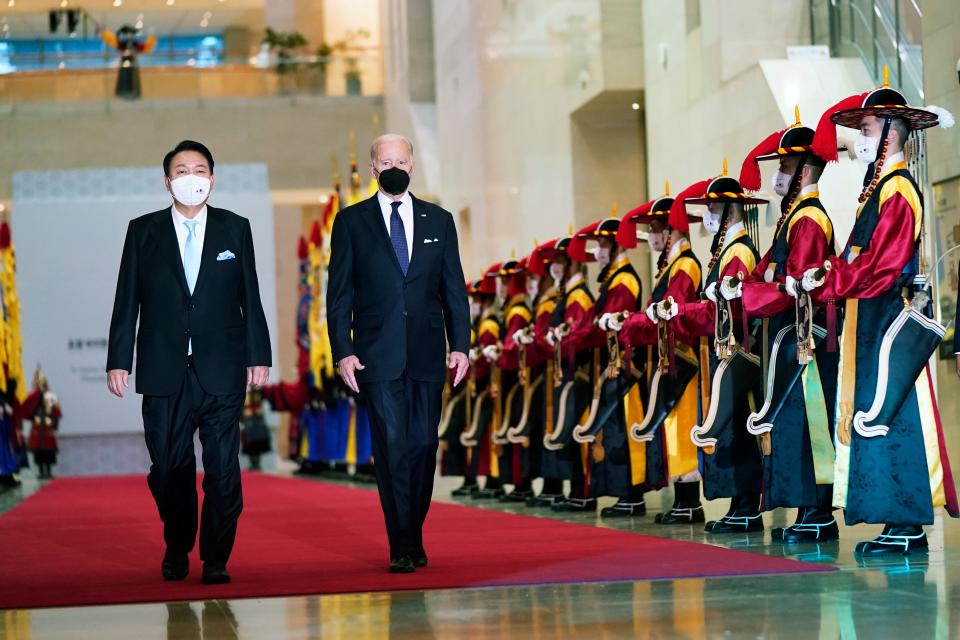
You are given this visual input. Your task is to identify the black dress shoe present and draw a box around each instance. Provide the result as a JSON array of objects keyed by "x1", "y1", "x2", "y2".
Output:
[
  {"x1": 600, "y1": 500, "x2": 646, "y2": 518},
  {"x1": 389, "y1": 556, "x2": 416, "y2": 574},
  {"x1": 201, "y1": 562, "x2": 231, "y2": 584},
  {"x1": 162, "y1": 553, "x2": 189, "y2": 581},
  {"x1": 413, "y1": 554, "x2": 428, "y2": 568},
  {"x1": 854, "y1": 526, "x2": 927, "y2": 556}
]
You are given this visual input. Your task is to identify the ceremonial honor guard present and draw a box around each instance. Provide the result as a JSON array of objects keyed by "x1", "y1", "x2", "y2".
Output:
[
  {"x1": 26, "y1": 368, "x2": 60, "y2": 480},
  {"x1": 460, "y1": 264, "x2": 505, "y2": 499},
  {"x1": 806, "y1": 71, "x2": 958, "y2": 554},
  {"x1": 522, "y1": 240, "x2": 566, "y2": 507},
  {"x1": 540, "y1": 231, "x2": 598, "y2": 512},
  {"x1": 439, "y1": 279, "x2": 481, "y2": 496},
  {"x1": 569, "y1": 214, "x2": 648, "y2": 517},
  {"x1": 610, "y1": 188, "x2": 703, "y2": 524},
  {"x1": 485, "y1": 257, "x2": 535, "y2": 501},
  {"x1": 734, "y1": 112, "x2": 841, "y2": 542},
  {"x1": 668, "y1": 166, "x2": 766, "y2": 533}
]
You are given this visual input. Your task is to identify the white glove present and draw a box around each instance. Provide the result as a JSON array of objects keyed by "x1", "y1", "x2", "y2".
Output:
[
  {"x1": 606, "y1": 313, "x2": 625, "y2": 332},
  {"x1": 705, "y1": 282, "x2": 718, "y2": 303},
  {"x1": 656, "y1": 300, "x2": 678, "y2": 321},
  {"x1": 546, "y1": 329, "x2": 557, "y2": 347},
  {"x1": 597, "y1": 314, "x2": 609, "y2": 331},
  {"x1": 482, "y1": 344, "x2": 501, "y2": 361},
  {"x1": 514, "y1": 328, "x2": 534, "y2": 345},
  {"x1": 720, "y1": 276, "x2": 742, "y2": 301},
  {"x1": 468, "y1": 347, "x2": 481, "y2": 363},
  {"x1": 645, "y1": 304, "x2": 658, "y2": 323},
  {"x1": 784, "y1": 275, "x2": 800, "y2": 299},
  {"x1": 801, "y1": 267, "x2": 825, "y2": 292}
]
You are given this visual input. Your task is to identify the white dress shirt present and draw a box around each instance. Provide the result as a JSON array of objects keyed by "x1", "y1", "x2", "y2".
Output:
[
  {"x1": 171, "y1": 204, "x2": 208, "y2": 261},
  {"x1": 377, "y1": 191, "x2": 414, "y2": 262},
  {"x1": 171, "y1": 204, "x2": 207, "y2": 355}
]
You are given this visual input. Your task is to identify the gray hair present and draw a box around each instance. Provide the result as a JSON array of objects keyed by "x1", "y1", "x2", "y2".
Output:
[{"x1": 369, "y1": 133, "x2": 414, "y2": 163}]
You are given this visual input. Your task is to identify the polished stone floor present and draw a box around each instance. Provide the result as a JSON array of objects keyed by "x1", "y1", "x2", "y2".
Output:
[{"x1": 2, "y1": 471, "x2": 958, "y2": 640}]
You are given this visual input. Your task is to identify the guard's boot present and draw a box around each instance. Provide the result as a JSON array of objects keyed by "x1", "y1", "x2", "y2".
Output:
[
  {"x1": 551, "y1": 496, "x2": 598, "y2": 512},
  {"x1": 855, "y1": 525, "x2": 928, "y2": 556},
  {"x1": 705, "y1": 494, "x2": 763, "y2": 533},
  {"x1": 500, "y1": 480, "x2": 535, "y2": 503},
  {"x1": 601, "y1": 485, "x2": 647, "y2": 518},
  {"x1": 473, "y1": 477, "x2": 505, "y2": 500},
  {"x1": 771, "y1": 507, "x2": 807, "y2": 542},
  {"x1": 656, "y1": 481, "x2": 705, "y2": 524},
  {"x1": 781, "y1": 508, "x2": 839, "y2": 543},
  {"x1": 450, "y1": 477, "x2": 479, "y2": 498},
  {"x1": 527, "y1": 478, "x2": 564, "y2": 507}
]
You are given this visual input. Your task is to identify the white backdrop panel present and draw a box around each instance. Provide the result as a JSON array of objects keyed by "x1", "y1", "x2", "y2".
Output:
[{"x1": 14, "y1": 164, "x2": 278, "y2": 435}]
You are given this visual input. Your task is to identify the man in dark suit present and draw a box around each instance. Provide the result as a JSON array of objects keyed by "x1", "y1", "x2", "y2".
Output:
[
  {"x1": 327, "y1": 133, "x2": 471, "y2": 573},
  {"x1": 107, "y1": 140, "x2": 272, "y2": 585}
]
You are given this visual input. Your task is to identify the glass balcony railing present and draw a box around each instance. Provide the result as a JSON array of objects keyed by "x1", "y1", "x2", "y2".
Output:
[
  {"x1": 809, "y1": 0, "x2": 924, "y2": 105},
  {"x1": 0, "y1": 49, "x2": 384, "y2": 103}
]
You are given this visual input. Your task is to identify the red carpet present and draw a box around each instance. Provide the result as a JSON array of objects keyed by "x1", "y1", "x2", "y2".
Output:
[{"x1": 0, "y1": 473, "x2": 833, "y2": 609}]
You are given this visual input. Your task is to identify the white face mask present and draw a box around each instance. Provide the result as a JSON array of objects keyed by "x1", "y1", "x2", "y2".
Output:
[
  {"x1": 771, "y1": 169, "x2": 791, "y2": 197},
  {"x1": 526, "y1": 276, "x2": 540, "y2": 298},
  {"x1": 647, "y1": 231, "x2": 666, "y2": 253},
  {"x1": 702, "y1": 210, "x2": 723, "y2": 235},
  {"x1": 469, "y1": 300, "x2": 481, "y2": 321},
  {"x1": 170, "y1": 174, "x2": 211, "y2": 206},
  {"x1": 592, "y1": 246, "x2": 611, "y2": 267},
  {"x1": 549, "y1": 262, "x2": 565, "y2": 284},
  {"x1": 854, "y1": 133, "x2": 880, "y2": 164}
]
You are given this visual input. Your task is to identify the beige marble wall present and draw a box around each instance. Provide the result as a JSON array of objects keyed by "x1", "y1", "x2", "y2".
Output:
[
  {"x1": 922, "y1": 1, "x2": 960, "y2": 418},
  {"x1": 922, "y1": 1, "x2": 960, "y2": 186},
  {"x1": 427, "y1": 0, "x2": 652, "y2": 275}
]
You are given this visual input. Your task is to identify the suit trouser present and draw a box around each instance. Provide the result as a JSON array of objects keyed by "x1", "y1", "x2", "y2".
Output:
[
  {"x1": 141, "y1": 364, "x2": 245, "y2": 564},
  {"x1": 362, "y1": 374, "x2": 443, "y2": 559}
]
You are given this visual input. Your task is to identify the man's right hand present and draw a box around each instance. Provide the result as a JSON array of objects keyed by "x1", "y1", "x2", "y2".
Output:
[
  {"x1": 107, "y1": 369, "x2": 129, "y2": 398},
  {"x1": 337, "y1": 356, "x2": 365, "y2": 394}
]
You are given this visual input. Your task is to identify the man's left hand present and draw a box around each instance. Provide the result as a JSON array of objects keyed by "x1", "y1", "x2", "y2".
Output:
[
  {"x1": 247, "y1": 366, "x2": 270, "y2": 387},
  {"x1": 450, "y1": 351, "x2": 469, "y2": 386}
]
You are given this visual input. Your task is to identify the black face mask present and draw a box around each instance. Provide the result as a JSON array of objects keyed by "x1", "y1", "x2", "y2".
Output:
[{"x1": 377, "y1": 167, "x2": 410, "y2": 196}]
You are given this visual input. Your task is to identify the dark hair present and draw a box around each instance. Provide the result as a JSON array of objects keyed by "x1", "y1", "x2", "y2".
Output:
[
  {"x1": 888, "y1": 117, "x2": 910, "y2": 151},
  {"x1": 163, "y1": 140, "x2": 215, "y2": 176}
]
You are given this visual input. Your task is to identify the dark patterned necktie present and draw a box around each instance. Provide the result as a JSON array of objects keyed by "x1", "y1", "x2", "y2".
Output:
[{"x1": 390, "y1": 201, "x2": 409, "y2": 275}]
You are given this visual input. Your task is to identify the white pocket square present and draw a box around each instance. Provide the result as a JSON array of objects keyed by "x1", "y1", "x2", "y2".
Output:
[
  {"x1": 217, "y1": 250, "x2": 236, "y2": 261},
  {"x1": 423, "y1": 238, "x2": 439, "y2": 244}
]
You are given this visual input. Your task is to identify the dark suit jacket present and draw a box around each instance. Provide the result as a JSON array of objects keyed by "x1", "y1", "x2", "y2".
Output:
[
  {"x1": 326, "y1": 193, "x2": 470, "y2": 383},
  {"x1": 107, "y1": 206, "x2": 272, "y2": 396}
]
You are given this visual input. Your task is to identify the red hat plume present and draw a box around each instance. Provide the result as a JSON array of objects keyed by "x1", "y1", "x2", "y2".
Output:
[
  {"x1": 739, "y1": 129, "x2": 783, "y2": 191},
  {"x1": 668, "y1": 180, "x2": 709, "y2": 233},
  {"x1": 812, "y1": 92, "x2": 868, "y2": 163},
  {"x1": 297, "y1": 236, "x2": 308, "y2": 261},
  {"x1": 616, "y1": 201, "x2": 653, "y2": 248},
  {"x1": 0, "y1": 223, "x2": 9, "y2": 250},
  {"x1": 309, "y1": 220, "x2": 322, "y2": 246}
]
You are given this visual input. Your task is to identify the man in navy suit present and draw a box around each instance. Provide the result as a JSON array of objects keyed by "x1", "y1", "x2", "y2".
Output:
[
  {"x1": 327, "y1": 134, "x2": 471, "y2": 573},
  {"x1": 107, "y1": 140, "x2": 271, "y2": 585}
]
